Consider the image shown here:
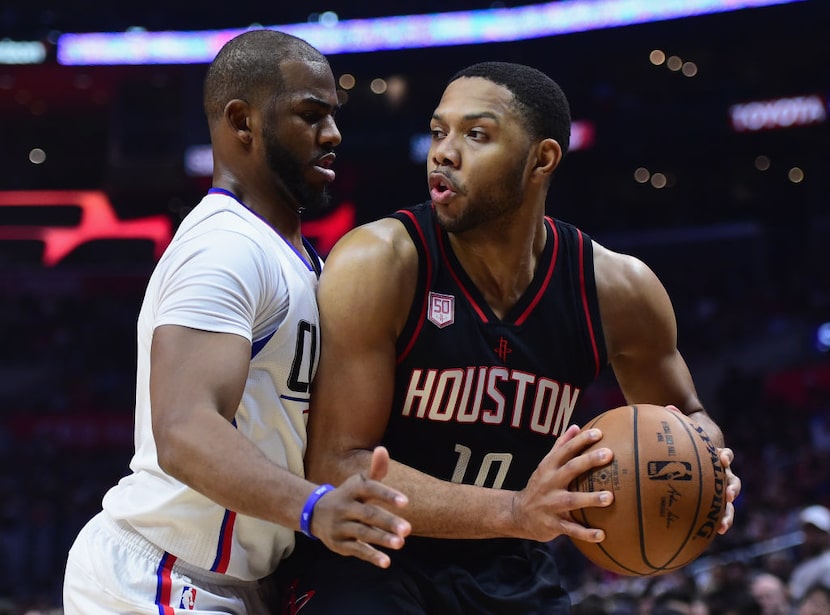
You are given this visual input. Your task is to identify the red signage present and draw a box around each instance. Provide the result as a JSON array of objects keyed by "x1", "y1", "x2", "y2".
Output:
[
  {"x1": 303, "y1": 201, "x2": 355, "y2": 255},
  {"x1": 0, "y1": 190, "x2": 172, "y2": 266},
  {"x1": 0, "y1": 190, "x2": 357, "y2": 265}
]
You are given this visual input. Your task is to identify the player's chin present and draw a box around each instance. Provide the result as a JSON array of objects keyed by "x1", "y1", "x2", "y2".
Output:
[{"x1": 433, "y1": 204, "x2": 465, "y2": 232}]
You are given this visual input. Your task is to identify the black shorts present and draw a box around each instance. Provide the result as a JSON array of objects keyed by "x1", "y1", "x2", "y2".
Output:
[{"x1": 266, "y1": 535, "x2": 571, "y2": 615}]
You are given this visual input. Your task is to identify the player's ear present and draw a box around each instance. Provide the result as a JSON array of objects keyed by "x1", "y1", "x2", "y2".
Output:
[
  {"x1": 224, "y1": 99, "x2": 253, "y2": 144},
  {"x1": 530, "y1": 138, "x2": 562, "y2": 182}
]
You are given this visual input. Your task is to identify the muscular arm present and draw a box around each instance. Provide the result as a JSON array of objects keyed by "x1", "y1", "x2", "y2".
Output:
[
  {"x1": 151, "y1": 325, "x2": 314, "y2": 525},
  {"x1": 593, "y1": 242, "x2": 740, "y2": 531},
  {"x1": 305, "y1": 220, "x2": 611, "y2": 542},
  {"x1": 594, "y1": 244, "x2": 705, "y2": 415}
]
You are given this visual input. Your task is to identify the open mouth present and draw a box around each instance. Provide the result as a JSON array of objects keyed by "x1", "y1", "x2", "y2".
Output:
[{"x1": 429, "y1": 172, "x2": 458, "y2": 204}]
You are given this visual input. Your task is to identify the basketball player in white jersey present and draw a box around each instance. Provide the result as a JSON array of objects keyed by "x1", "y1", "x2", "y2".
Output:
[{"x1": 63, "y1": 30, "x2": 410, "y2": 614}]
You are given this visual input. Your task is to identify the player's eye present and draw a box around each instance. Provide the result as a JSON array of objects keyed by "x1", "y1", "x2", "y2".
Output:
[{"x1": 301, "y1": 111, "x2": 323, "y2": 123}]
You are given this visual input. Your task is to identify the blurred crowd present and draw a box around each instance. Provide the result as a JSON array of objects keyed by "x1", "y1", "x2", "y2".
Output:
[
  {"x1": 558, "y1": 503, "x2": 830, "y2": 614},
  {"x1": 0, "y1": 260, "x2": 828, "y2": 614}
]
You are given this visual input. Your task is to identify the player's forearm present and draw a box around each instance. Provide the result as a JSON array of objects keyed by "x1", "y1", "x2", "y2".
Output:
[
  {"x1": 387, "y1": 460, "x2": 522, "y2": 538},
  {"x1": 311, "y1": 448, "x2": 520, "y2": 539}
]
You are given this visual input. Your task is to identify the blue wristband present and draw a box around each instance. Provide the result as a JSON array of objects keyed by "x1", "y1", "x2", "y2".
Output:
[{"x1": 300, "y1": 484, "x2": 335, "y2": 540}]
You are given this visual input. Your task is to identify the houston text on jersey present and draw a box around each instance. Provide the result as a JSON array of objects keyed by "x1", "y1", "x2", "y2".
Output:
[{"x1": 401, "y1": 366, "x2": 581, "y2": 436}]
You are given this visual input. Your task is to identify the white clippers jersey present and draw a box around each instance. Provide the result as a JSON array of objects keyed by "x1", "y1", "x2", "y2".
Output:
[{"x1": 102, "y1": 189, "x2": 321, "y2": 581}]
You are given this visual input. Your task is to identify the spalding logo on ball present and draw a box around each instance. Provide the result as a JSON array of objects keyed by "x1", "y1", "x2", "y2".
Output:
[{"x1": 570, "y1": 404, "x2": 726, "y2": 576}]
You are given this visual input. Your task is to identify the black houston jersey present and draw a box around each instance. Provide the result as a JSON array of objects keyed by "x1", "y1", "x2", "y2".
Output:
[{"x1": 386, "y1": 201, "x2": 609, "y2": 492}]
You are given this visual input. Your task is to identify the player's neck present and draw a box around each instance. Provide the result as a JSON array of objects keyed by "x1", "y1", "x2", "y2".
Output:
[
  {"x1": 448, "y1": 219, "x2": 547, "y2": 319},
  {"x1": 214, "y1": 178, "x2": 304, "y2": 247}
]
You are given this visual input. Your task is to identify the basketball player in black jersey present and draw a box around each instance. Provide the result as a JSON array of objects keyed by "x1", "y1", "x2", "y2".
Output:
[{"x1": 273, "y1": 62, "x2": 741, "y2": 614}]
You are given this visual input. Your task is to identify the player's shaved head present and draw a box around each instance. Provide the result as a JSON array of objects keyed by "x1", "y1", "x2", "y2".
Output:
[{"x1": 203, "y1": 29, "x2": 328, "y2": 124}]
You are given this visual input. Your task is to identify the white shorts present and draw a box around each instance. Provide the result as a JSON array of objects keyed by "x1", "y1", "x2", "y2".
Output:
[{"x1": 63, "y1": 511, "x2": 268, "y2": 615}]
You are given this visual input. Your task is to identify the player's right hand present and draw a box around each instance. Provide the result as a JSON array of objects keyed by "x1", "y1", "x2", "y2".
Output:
[
  {"x1": 512, "y1": 424, "x2": 613, "y2": 543},
  {"x1": 309, "y1": 446, "x2": 411, "y2": 568}
]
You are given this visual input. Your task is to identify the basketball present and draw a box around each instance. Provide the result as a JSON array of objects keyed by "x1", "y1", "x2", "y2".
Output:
[{"x1": 570, "y1": 404, "x2": 726, "y2": 576}]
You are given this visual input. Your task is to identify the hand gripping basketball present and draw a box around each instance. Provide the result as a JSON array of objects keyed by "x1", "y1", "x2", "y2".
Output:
[{"x1": 570, "y1": 404, "x2": 726, "y2": 576}]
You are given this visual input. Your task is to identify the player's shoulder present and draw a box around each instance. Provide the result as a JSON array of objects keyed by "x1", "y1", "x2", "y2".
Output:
[
  {"x1": 593, "y1": 241, "x2": 654, "y2": 282},
  {"x1": 329, "y1": 214, "x2": 417, "y2": 269},
  {"x1": 592, "y1": 241, "x2": 665, "y2": 303}
]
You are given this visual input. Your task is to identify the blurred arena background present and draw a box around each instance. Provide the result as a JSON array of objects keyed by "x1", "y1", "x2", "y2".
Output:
[{"x1": 1, "y1": 1, "x2": 828, "y2": 612}]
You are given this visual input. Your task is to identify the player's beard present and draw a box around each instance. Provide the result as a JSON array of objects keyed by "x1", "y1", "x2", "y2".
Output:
[
  {"x1": 262, "y1": 121, "x2": 332, "y2": 214},
  {"x1": 436, "y1": 153, "x2": 527, "y2": 234}
]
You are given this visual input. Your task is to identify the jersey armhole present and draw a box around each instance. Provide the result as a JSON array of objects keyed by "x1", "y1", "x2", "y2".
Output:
[
  {"x1": 390, "y1": 208, "x2": 432, "y2": 364},
  {"x1": 577, "y1": 229, "x2": 608, "y2": 376}
]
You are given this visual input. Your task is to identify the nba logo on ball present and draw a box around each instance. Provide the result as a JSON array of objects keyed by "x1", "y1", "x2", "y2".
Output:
[
  {"x1": 428, "y1": 292, "x2": 455, "y2": 328},
  {"x1": 647, "y1": 461, "x2": 693, "y2": 481},
  {"x1": 570, "y1": 404, "x2": 726, "y2": 576}
]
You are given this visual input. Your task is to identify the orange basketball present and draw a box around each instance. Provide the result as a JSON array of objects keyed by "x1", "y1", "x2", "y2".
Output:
[{"x1": 570, "y1": 404, "x2": 726, "y2": 576}]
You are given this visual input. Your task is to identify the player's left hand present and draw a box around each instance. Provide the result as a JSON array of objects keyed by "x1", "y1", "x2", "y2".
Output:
[
  {"x1": 309, "y1": 446, "x2": 411, "y2": 568},
  {"x1": 717, "y1": 446, "x2": 740, "y2": 535}
]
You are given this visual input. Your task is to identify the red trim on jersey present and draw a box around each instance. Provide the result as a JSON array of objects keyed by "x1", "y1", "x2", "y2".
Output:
[
  {"x1": 397, "y1": 209, "x2": 432, "y2": 365},
  {"x1": 211, "y1": 509, "x2": 237, "y2": 574},
  {"x1": 515, "y1": 218, "x2": 560, "y2": 326},
  {"x1": 155, "y1": 552, "x2": 177, "y2": 615},
  {"x1": 436, "y1": 222, "x2": 489, "y2": 323},
  {"x1": 577, "y1": 230, "x2": 602, "y2": 377}
]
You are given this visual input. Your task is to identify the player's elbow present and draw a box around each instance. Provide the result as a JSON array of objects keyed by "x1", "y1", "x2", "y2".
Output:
[
  {"x1": 152, "y1": 418, "x2": 192, "y2": 479},
  {"x1": 304, "y1": 454, "x2": 327, "y2": 484},
  {"x1": 304, "y1": 447, "x2": 342, "y2": 485},
  {"x1": 305, "y1": 442, "x2": 367, "y2": 485},
  {"x1": 154, "y1": 433, "x2": 185, "y2": 477},
  {"x1": 155, "y1": 446, "x2": 180, "y2": 477}
]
